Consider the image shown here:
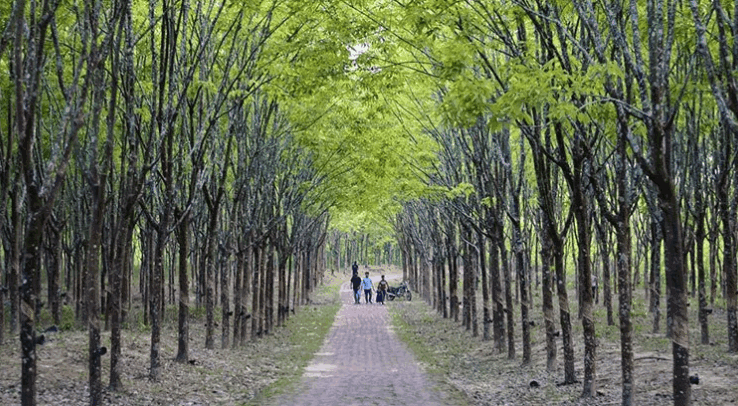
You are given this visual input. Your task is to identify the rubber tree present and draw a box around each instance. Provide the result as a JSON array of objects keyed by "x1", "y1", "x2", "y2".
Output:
[
  {"x1": 690, "y1": 0, "x2": 738, "y2": 350},
  {"x1": 10, "y1": 0, "x2": 110, "y2": 401}
]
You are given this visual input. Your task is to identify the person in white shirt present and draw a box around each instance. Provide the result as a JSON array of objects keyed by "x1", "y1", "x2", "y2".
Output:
[{"x1": 362, "y1": 272, "x2": 374, "y2": 304}]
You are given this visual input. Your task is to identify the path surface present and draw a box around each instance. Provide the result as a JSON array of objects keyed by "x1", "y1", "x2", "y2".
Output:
[{"x1": 267, "y1": 280, "x2": 454, "y2": 406}]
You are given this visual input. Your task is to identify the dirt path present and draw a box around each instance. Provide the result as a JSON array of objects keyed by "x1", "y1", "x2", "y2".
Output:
[{"x1": 266, "y1": 280, "x2": 456, "y2": 406}]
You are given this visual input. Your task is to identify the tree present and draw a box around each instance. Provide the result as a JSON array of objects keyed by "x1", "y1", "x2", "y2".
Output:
[{"x1": 690, "y1": 0, "x2": 738, "y2": 349}]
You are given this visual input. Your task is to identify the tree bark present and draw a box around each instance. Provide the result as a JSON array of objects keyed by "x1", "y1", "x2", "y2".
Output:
[
  {"x1": 539, "y1": 215, "x2": 557, "y2": 372},
  {"x1": 251, "y1": 244, "x2": 261, "y2": 339},
  {"x1": 15, "y1": 0, "x2": 86, "y2": 400},
  {"x1": 462, "y1": 223, "x2": 472, "y2": 332},
  {"x1": 241, "y1": 233, "x2": 252, "y2": 345},
  {"x1": 264, "y1": 242, "x2": 275, "y2": 335},
  {"x1": 9, "y1": 186, "x2": 21, "y2": 335},
  {"x1": 45, "y1": 219, "x2": 63, "y2": 326},
  {"x1": 572, "y1": 178, "x2": 596, "y2": 398},
  {"x1": 447, "y1": 223, "x2": 459, "y2": 322},
  {"x1": 616, "y1": 213, "x2": 634, "y2": 406},
  {"x1": 553, "y1": 240, "x2": 576, "y2": 384},
  {"x1": 489, "y1": 216, "x2": 505, "y2": 354},
  {"x1": 221, "y1": 250, "x2": 231, "y2": 347},
  {"x1": 660, "y1": 194, "x2": 691, "y2": 405},
  {"x1": 203, "y1": 184, "x2": 221, "y2": 349},
  {"x1": 500, "y1": 227, "x2": 515, "y2": 360},
  {"x1": 86, "y1": 166, "x2": 104, "y2": 406},
  {"x1": 595, "y1": 221, "x2": 614, "y2": 326},
  {"x1": 479, "y1": 230, "x2": 490, "y2": 341},
  {"x1": 719, "y1": 176, "x2": 737, "y2": 351},
  {"x1": 508, "y1": 148, "x2": 530, "y2": 364},
  {"x1": 175, "y1": 210, "x2": 190, "y2": 361},
  {"x1": 649, "y1": 216, "x2": 662, "y2": 334},
  {"x1": 233, "y1": 247, "x2": 243, "y2": 346}
]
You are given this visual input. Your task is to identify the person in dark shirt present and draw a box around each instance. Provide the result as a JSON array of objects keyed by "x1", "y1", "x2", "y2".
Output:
[
  {"x1": 377, "y1": 275, "x2": 389, "y2": 305},
  {"x1": 352, "y1": 261, "x2": 359, "y2": 274},
  {"x1": 350, "y1": 272, "x2": 362, "y2": 304}
]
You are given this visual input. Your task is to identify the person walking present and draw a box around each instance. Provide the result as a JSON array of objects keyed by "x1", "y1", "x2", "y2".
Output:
[
  {"x1": 362, "y1": 272, "x2": 374, "y2": 304},
  {"x1": 352, "y1": 261, "x2": 359, "y2": 275},
  {"x1": 351, "y1": 272, "x2": 362, "y2": 304},
  {"x1": 377, "y1": 275, "x2": 389, "y2": 305}
]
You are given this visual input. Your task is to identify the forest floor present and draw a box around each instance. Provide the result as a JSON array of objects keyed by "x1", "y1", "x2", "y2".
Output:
[
  {"x1": 390, "y1": 288, "x2": 738, "y2": 405},
  {"x1": 0, "y1": 275, "x2": 343, "y2": 406},
  {"x1": 1, "y1": 267, "x2": 737, "y2": 405}
]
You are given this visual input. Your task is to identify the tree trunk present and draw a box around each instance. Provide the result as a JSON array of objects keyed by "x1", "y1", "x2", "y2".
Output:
[
  {"x1": 46, "y1": 220, "x2": 63, "y2": 326},
  {"x1": 150, "y1": 218, "x2": 167, "y2": 380},
  {"x1": 708, "y1": 219, "x2": 718, "y2": 306},
  {"x1": 650, "y1": 218, "x2": 662, "y2": 334},
  {"x1": 401, "y1": 246, "x2": 408, "y2": 283},
  {"x1": 86, "y1": 24, "x2": 113, "y2": 399},
  {"x1": 489, "y1": 219, "x2": 505, "y2": 354},
  {"x1": 259, "y1": 243, "x2": 267, "y2": 333},
  {"x1": 661, "y1": 196, "x2": 691, "y2": 405},
  {"x1": 110, "y1": 222, "x2": 133, "y2": 390},
  {"x1": 719, "y1": 186, "x2": 737, "y2": 352},
  {"x1": 447, "y1": 224, "x2": 459, "y2": 322},
  {"x1": 510, "y1": 186, "x2": 530, "y2": 364},
  {"x1": 500, "y1": 230, "x2": 515, "y2": 360},
  {"x1": 204, "y1": 190, "x2": 219, "y2": 349},
  {"x1": 20, "y1": 215, "x2": 43, "y2": 406},
  {"x1": 540, "y1": 217, "x2": 557, "y2": 372},
  {"x1": 14, "y1": 0, "x2": 84, "y2": 400},
  {"x1": 440, "y1": 244, "x2": 448, "y2": 319},
  {"x1": 291, "y1": 246, "x2": 300, "y2": 313},
  {"x1": 284, "y1": 247, "x2": 292, "y2": 324},
  {"x1": 277, "y1": 244, "x2": 289, "y2": 327},
  {"x1": 573, "y1": 186, "x2": 596, "y2": 397},
  {"x1": 617, "y1": 218, "x2": 634, "y2": 406},
  {"x1": 692, "y1": 136, "x2": 710, "y2": 346},
  {"x1": 0, "y1": 286, "x2": 4, "y2": 345},
  {"x1": 251, "y1": 244, "x2": 261, "y2": 339},
  {"x1": 264, "y1": 243, "x2": 275, "y2": 336},
  {"x1": 595, "y1": 221, "x2": 614, "y2": 326},
  {"x1": 233, "y1": 248, "x2": 243, "y2": 346},
  {"x1": 86, "y1": 175, "x2": 104, "y2": 406},
  {"x1": 462, "y1": 224, "x2": 472, "y2": 331},
  {"x1": 241, "y1": 234, "x2": 252, "y2": 345},
  {"x1": 175, "y1": 210, "x2": 190, "y2": 361},
  {"x1": 470, "y1": 238, "x2": 478, "y2": 337},
  {"x1": 553, "y1": 241, "x2": 576, "y2": 384},
  {"x1": 9, "y1": 186, "x2": 21, "y2": 335},
  {"x1": 479, "y1": 230, "x2": 490, "y2": 341},
  {"x1": 696, "y1": 211, "x2": 709, "y2": 345}
]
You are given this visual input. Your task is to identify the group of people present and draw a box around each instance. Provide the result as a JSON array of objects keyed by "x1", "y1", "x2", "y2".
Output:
[{"x1": 350, "y1": 261, "x2": 389, "y2": 305}]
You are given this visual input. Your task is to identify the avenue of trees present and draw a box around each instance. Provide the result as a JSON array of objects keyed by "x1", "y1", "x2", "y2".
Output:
[{"x1": 1, "y1": 1, "x2": 736, "y2": 406}]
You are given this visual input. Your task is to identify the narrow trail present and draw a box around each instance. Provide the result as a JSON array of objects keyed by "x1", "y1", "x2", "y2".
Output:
[{"x1": 266, "y1": 279, "x2": 455, "y2": 406}]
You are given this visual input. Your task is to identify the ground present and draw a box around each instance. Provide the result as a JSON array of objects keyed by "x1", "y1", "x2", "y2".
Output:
[
  {"x1": 390, "y1": 283, "x2": 738, "y2": 405},
  {"x1": 0, "y1": 279, "x2": 342, "y2": 406},
  {"x1": 1, "y1": 268, "x2": 737, "y2": 405}
]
